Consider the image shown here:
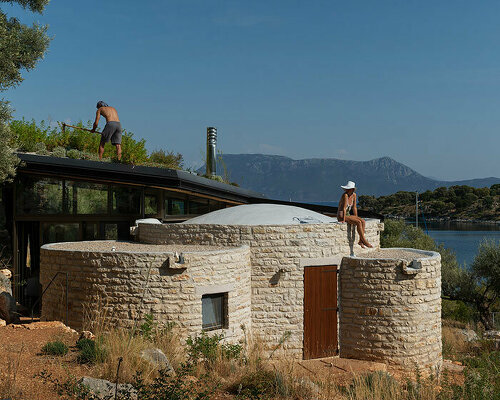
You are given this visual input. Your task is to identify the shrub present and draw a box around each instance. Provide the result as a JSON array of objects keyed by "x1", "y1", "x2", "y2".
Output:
[
  {"x1": 66, "y1": 149, "x2": 83, "y2": 159},
  {"x1": 33, "y1": 141, "x2": 49, "y2": 155},
  {"x1": 149, "y1": 149, "x2": 184, "y2": 169},
  {"x1": 139, "y1": 313, "x2": 156, "y2": 341},
  {"x1": 134, "y1": 364, "x2": 216, "y2": 400},
  {"x1": 51, "y1": 146, "x2": 66, "y2": 158},
  {"x1": 41, "y1": 340, "x2": 69, "y2": 356},
  {"x1": 76, "y1": 338, "x2": 107, "y2": 364},
  {"x1": 186, "y1": 332, "x2": 224, "y2": 365},
  {"x1": 442, "y1": 299, "x2": 477, "y2": 323},
  {"x1": 231, "y1": 368, "x2": 278, "y2": 399}
]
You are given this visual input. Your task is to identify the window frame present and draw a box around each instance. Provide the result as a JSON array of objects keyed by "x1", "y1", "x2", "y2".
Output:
[{"x1": 201, "y1": 292, "x2": 228, "y2": 331}]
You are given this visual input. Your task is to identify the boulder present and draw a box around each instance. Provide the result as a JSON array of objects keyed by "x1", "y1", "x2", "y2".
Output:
[
  {"x1": 0, "y1": 269, "x2": 12, "y2": 280},
  {"x1": 0, "y1": 291, "x2": 18, "y2": 324},
  {"x1": 79, "y1": 330, "x2": 96, "y2": 341},
  {"x1": 484, "y1": 330, "x2": 500, "y2": 340},
  {"x1": 79, "y1": 377, "x2": 137, "y2": 400},
  {"x1": 458, "y1": 328, "x2": 479, "y2": 342},
  {"x1": 140, "y1": 348, "x2": 175, "y2": 376},
  {"x1": 0, "y1": 271, "x2": 12, "y2": 295}
]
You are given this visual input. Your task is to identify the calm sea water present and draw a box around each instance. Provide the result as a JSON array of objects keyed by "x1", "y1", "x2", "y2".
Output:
[{"x1": 413, "y1": 221, "x2": 500, "y2": 267}]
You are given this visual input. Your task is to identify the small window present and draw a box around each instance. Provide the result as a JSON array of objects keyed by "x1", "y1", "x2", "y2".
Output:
[{"x1": 202, "y1": 293, "x2": 228, "y2": 331}]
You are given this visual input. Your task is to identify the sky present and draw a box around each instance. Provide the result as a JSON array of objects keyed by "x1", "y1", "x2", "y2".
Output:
[{"x1": 3, "y1": 0, "x2": 500, "y2": 181}]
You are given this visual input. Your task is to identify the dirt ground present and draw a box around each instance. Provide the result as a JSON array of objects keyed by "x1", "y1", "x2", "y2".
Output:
[
  {"x1": 0, "y1": 319, "x2": 464, "y2": 400},
  {"x1": 0, "y1": 319, "x2": 89, "y2": 400}
]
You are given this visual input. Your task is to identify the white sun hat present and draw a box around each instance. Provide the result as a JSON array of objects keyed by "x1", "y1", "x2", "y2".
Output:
[{"x1": 341, "y1": 181, "x2": 356, "y2": 190}]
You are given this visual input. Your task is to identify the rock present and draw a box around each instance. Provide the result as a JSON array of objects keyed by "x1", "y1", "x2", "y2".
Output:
[
  {"x1": 79, "y1": 377, "x2": 137, "y2": 400},
  {"x1": 140, "y1": 348, "x2": 175, "y2": 376},
  {"x1": 484, "y1": 330, "x2": 500, "y2": 340},
  {"x1": 458, "y1": 329, "x2": 479, "y2": 342},
  {"x1": 0, "y1": 291, "x2": 18, "y2": 324},
  {"x1": 0, "y1": 269, "x2": 12, "y2": 280},
  {"x1": 484, "y1": 330, "x2": 500, "y2": 349},
  {"x1": 79, "y1": 330, "x2": 96, "y2": 341},
  {"x1": 0, "y1": 272, "x2": 12, "y2": 295},
  {"x1": 0, "y1": 318, "x2": 6, "y2": 327}
]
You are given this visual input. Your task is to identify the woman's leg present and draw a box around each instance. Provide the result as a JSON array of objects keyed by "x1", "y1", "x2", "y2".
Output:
[{"x1": 345, "y1": 216, "x2": 372, "y2": 247}]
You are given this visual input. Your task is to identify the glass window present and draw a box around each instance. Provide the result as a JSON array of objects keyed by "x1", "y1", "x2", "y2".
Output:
[
  {"x1": 189, "y1": 198, "x2": 209, "y2": 215},
  {"x1": 16, "y1": 177, "x2": 64, "y2": 215},
  {"x1": 68, "y1": 181, "x2": 108, "y2": 215},
  {"x1": 104, "y1": 223, "x2": 118, "y2": 240},
  {"x1": 145, "y1": 193, "x2": 158, "y2": 216},
  {"x1": 83, "y1": 222, "x2": 99, "y2": 240},
  {"x1": 165, "y1": 198, "x2": 186, "y2": 215},
  {"x1": 202, "y1": 293, "x2": 228, "y2": 331},
  {"x1": 42, "y1": 223, "x2": 79, "y2": 244},
  {"x1": 209, "y1": 200, "x2": 225, "y2": 212},
  {"x1": 112, "y1": 186, "x2": 141, "y2": 215}
]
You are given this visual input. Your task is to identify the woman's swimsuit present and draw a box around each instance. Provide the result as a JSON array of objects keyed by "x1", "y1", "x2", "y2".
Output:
[
  {"x1": 338, "y1": 195, "x2": 354, "y2": 219},
  {"x1": 345, "y1": 201, "x2": 353, "y2": 216}
]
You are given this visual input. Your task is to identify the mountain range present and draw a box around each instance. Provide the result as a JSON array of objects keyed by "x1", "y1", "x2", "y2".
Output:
[{"x1": 206, "y1": 154, "x2": 500, "y2": 202}]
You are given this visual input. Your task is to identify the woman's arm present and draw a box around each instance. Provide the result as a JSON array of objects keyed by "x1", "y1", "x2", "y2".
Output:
[
  {"x1": 352, "y1": 193, "x2": 358, "y2": 217},
  {"x1": 338, "y1": 193, "x2": 348, "y2": 222}
]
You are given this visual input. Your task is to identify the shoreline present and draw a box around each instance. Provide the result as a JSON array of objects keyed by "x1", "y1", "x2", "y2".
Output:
[{"x1": 385, "y1": 215, "x2": 500, "y2": 225}]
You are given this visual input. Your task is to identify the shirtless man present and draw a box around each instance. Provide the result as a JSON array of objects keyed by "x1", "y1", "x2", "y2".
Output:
[{"x1": 91, "y1": 101, "x2": 122, "y2": 160}]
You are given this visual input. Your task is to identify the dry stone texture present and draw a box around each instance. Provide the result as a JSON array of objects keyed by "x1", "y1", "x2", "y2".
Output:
[
  {"x1": 137, "y1": 220, "x2": 383, "y2": 357},
  {"x1": 339, "y1": 250, "x2": 442, "y2": 374},
  {"x1": 40, "y1": 243, "x2": 251, "y2": 341}
]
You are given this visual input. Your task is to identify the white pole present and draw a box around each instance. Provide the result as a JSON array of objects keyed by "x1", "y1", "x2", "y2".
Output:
[{"x1": 416, "y1": 192, "x2": 418, "y2": 228}]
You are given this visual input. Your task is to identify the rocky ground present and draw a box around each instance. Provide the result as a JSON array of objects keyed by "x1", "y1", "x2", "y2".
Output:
[{"x1": 0, "y1": 319, "x2": 467, "y2": 400}]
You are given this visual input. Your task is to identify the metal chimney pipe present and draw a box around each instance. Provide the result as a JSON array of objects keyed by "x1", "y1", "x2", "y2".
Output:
[{"x1": 206, "y1": 127, "x2": 217, "y2": 176}]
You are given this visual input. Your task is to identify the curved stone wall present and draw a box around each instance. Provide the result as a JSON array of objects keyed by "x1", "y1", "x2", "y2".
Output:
[
  {"x1": 40, "y1": 241, "x2": 251, "y2": 340},
  {"x1": 137, "y1": 220, "x2": 384, "y2": 358},
  {"x1": 339, "y1": 248, "x2": 442, "y2": 373}
]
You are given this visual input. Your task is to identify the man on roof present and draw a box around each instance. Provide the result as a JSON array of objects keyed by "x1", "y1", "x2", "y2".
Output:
[{"x1": 92, "y1": 101, "x2": 122, "y2": 161}]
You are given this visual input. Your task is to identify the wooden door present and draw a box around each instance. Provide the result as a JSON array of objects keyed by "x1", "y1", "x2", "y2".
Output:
[{"x1": 303, "y1": 265, "x2": 338, "y2": 359}]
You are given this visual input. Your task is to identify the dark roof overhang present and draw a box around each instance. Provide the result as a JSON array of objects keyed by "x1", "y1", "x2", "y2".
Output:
[{"x1": 16, "y1": 153, "x2": 267, "y2": 204}]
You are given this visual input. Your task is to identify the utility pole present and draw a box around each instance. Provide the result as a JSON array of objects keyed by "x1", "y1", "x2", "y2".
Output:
[{"x1": 416, "y1": 192, "x2": 419, "y2": 228}]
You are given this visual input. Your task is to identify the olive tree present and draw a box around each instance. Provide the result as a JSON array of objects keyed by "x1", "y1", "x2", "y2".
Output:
[
  {"x1": 469, "y1": 240, "x2": 500, "y2": 329},
  {"x1": 0, "y1": 0, "x2": 50, "y2": 181}
]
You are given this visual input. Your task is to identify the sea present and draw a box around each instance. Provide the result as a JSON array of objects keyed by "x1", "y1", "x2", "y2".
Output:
[
  {"x1": 311, "y1": 202, "x2": 500, "y2": 267},
  {"x1": 413, "y1": 221, "x2": 500, "y2": 267}
]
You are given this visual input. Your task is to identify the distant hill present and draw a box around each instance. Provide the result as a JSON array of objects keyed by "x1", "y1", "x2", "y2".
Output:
[{"x1": 202, "y1": 154, "x2": 500, "y2": 201}]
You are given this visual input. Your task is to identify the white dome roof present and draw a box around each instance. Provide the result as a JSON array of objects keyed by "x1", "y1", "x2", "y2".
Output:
[{"x1": 182, "y1": 204, "x2": 337, "y2": 226}]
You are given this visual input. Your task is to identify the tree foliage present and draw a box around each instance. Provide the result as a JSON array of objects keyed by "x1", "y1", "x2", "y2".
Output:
[
  {"x1": 360, "y1": 185, "x2": 500, "y2": 221},
  {"x1": 0, "y1": 0, "x2": 50, "y2": 181},
  {"x1": 0, "y1": 103, "x2": 18, "y2": 181}
]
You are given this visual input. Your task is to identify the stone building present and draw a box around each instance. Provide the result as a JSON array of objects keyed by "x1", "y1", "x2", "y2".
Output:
[{"x1": 40, "y1": 203, "x2": 442, "y2": 374}]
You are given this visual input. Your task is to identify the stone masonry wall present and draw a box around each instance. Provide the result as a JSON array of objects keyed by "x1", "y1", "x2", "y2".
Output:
[
  {"x1": 339, "y1": 250, "x2": 442, "y2": 374},
  {"x1": 138, "y1": 220, "x2": 383, "y2": 358},
  {"x1": 40, "y1": 243, "x2": 251, "y2": 341}
]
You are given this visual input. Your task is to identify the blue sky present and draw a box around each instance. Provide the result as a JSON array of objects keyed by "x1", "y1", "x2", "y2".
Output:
[{"x1": 3, "y1": 1, "x2": 500, "y2": 181}]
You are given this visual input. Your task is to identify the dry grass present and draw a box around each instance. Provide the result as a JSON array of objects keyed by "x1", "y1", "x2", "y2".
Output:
[
  {"x1": 0, "y1": 345, "x2": 24, "y2": 400},
  {"x1": 81, "y1": 297, "x2": 186, "y2": 384},
  {"x1": 73, "y1": 309, "x2": 473, "y2": 399},
  {"x1": 442, "y1": 325, "x2": 472, "y2": 358}
]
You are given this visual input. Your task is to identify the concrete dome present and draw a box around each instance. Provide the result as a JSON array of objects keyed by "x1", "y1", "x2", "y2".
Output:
[{"x1": 182, "y1": 204, "x2": 337, "y2": 226}]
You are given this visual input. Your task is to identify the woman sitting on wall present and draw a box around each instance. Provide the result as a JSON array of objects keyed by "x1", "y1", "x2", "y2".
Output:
[{"x1": 337, "y1": 181, "x2": 373, "y2": 248}]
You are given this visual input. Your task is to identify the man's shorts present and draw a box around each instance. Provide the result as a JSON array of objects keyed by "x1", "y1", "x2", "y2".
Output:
[{"x1": 100, "y1": 121, "x2": 122, "y2": 145}]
